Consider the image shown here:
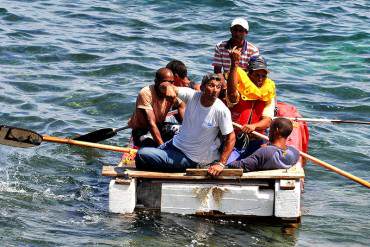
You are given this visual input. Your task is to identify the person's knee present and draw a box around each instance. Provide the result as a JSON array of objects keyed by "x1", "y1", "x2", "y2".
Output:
[{"x1": 135, "y1": 147, "x2": 155, "y2": 169}]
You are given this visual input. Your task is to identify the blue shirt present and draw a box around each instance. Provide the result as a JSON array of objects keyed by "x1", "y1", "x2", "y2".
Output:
[{"x1": 229, "y1": 145, "x2": 300, "y2": 172}]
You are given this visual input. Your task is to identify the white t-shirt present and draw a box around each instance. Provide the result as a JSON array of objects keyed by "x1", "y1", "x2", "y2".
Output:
[{"x1": 173, "y1": 87, "x2": 234, "y2": 163}]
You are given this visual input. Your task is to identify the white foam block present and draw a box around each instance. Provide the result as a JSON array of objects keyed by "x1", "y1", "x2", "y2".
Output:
[
  {"x1": 109, "y1": 179, "x2": 136, "y2": 214},
  {"x1": 161, "y1": 183, "x2": 274, "y2": 216}
]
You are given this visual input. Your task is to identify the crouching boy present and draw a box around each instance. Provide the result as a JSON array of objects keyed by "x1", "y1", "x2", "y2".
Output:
[{"x1": 227, "y1": 117, "x2": 300, "y2": 172}]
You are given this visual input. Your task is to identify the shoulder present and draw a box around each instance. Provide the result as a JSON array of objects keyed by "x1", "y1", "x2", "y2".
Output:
[
  {"x1": 214, "y1": 99, "x2": 230, "y2": 110},
  {"x1": 247, "y1": 41, "x2": 259, "y2": 49},
  {"x1": 287, "y1": 146, "x2": 300, "y2": 156},
  {"x1": 179, "y1": 87, "x2": 196, "y2": 97},
  {"x1": 250, "y1": 145, "x2": 277, "y2": 159},
  {"x1": 246, "y1": 41, "x2": 259, "y2": 52},
  {"x1": 216, "y1": 40, "x2": 228, "y2": 49},
  {"x1": 266, "y1": 78, "x2": 276, "y2": 87},
  {"x1": 214, "y1": 99, "x2": 231, "y2": 116},
  {"x1": 139, "y1": 85, "x2": 152, "y2": 95}
]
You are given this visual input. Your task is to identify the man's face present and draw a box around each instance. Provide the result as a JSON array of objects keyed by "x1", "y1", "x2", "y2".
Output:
[
  {"x1": 230, "y1": 25, "x2": 247, "y2": 42},
  {"x1": 174, "y1": 75, "x2": 190, "y2": 87},
  {"x1": 249, "y1": 69, "x2": 267, "y2": 88},
  {"x1": 156, "y1": 72, "x2": 175, "y2": 98},
  {"x1": 202, "y1": 79, "x2": 222, "y2": 101}
]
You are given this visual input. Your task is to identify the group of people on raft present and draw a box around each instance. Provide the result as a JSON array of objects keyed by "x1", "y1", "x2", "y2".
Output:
[{"x1": 127, "y1": 17, "x2": 300, "y2": 176}]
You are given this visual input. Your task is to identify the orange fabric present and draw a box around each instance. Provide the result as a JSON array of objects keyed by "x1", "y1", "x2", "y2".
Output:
[
  {"x1": 230, "y1": 100, "x2": 266, "y2": 134},
  {"x1": 276, "y1": 102, "x2": 310, "y2": 155}
]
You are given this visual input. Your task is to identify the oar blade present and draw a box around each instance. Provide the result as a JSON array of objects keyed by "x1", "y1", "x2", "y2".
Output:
[
  {"x1": 0, "y1": 125, "x2": 43, "y2": 148},
  {"x1": 73, "y1": 128, "x2": 116, "y2": 143}
]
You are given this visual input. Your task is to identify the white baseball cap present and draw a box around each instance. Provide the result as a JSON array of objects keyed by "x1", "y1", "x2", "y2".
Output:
[{"x1": 230, "y1": 17, "x2": 249, "y2": 31}]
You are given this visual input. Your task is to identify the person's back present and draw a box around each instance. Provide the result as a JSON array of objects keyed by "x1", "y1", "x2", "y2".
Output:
[{"x1": 228, "y1": 118, "x2": 300, "y2": 172}]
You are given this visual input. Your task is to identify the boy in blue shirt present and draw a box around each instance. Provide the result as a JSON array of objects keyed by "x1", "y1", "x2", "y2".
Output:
[{"x1": 228, "y1": 117, "x2": 300, "y2": 172}]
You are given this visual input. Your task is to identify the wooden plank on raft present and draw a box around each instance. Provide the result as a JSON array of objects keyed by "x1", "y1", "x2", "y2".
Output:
[
  {"x1": 102, "y1": 166, "x2": 127, "y2": 177},
  {"x1": 186, "y1": 168, "x2": 243, "y2": 177},
  {"x1": 102, "y1": 165, "x2": 304, "y2": 180}
]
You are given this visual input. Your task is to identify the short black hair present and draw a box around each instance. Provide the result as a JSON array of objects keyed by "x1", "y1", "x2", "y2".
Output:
[
  {"x1": 166, "y1": 60, "x2": 187, "y2": 79},
  {"x1": 270, "y1": 118, "x2": 293, "y2": 138}
]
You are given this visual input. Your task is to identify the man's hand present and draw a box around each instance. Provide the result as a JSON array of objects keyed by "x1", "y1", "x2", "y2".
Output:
[
  {"x1": 159, "y1": 82, "x2": 177, "y2": 99},
  {"x1": 207, "y1": 163, "x2": 224, "y2": 176},
  {"x1": 241, "y1": 124, "x2": 257, "y2": 133},
  {"x1": 229, "y1": 46, "x2": 241, "y2": 67}
]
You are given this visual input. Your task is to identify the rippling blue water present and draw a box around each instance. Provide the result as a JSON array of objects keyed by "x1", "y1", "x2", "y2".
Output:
[{"x1": 0, "y1": 0, "x2": 369, "y2": 246}]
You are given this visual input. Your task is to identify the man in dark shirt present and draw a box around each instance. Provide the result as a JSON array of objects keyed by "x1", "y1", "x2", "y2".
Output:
[{"x1": 228, "y1": 117, "x2": 300, "y2": 172}]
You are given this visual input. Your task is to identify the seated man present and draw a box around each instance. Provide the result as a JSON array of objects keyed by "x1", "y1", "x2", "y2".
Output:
[
  {"x1": 227, "y1": 51, "x2": 276, "y2": 160},
  {"x1": 135, "y1": 73, "x2": 235, "y2": 172},
  {"x1": 128, "y1": 68, "x2": 185, "y2": 147},
  {"x1": 227, "y1": 118, "x2": 300, "y2": 172}
]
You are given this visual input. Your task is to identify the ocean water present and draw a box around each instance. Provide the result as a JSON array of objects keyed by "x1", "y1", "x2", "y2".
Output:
[{"x1": 0, "y1": 0, "x2": 369, "y2": 246}]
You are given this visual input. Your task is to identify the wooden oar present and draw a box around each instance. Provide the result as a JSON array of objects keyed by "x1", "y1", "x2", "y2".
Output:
[
  {"x1": 73, "y1": 126, "x2": 130, "y2": 143},
  {"x1": 0, "y1": 125, "x2": 136, "y2": 153},
  {"x1": 74, "y1": 110, "x2": 180, "y2": 143},
  {"x1": 277, "y1": 117, "x2": 370, "y2": 125},
  {"x1": 232, "y1": 122, "x2": 370, "y2": 189}
]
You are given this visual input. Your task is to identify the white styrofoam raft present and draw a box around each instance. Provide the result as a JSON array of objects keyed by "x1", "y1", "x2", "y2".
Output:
[
  {"x1": 109, "y1": 179, "x2": 137, "y2": 214},
  {"x1": 161, "y1": 183, "x2": 274, "y2": 216}
]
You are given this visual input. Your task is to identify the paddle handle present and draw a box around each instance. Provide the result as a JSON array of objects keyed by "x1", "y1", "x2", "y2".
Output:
[
  {"x1": 232, "y1": 122, "x2": 370, "y2": 188},
  {"x1": 278, "y1": 117, "x2": 370, "y2": 125},
  {"x1": 42, "y1": 135, "x2": 136, "y2": 153},
  {"x1": 113, "y1": 126, "x2": 130, "y2": 133},
  {"x1": 299, "y1": 151, "x2": 370, "y2": 188}
]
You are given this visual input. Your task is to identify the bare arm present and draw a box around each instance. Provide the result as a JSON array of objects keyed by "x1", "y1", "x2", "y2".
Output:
[
  {"x1": 219, "y1": 131, "x2": 236, "y2": 164},
  {"x1": 141, "y1": 108, "x2": 164, "y2": 145},
  {"x1": 214, "y1": 66, "x2": 222, "y2": 74},
  {"x1": 241, "y1": 116, "x2": 272, "y2": 133},
  {"x1": 227, "y1": 47, "x2": 241, "y2": 104},
  {"x1": 175, "y1": 101, "x2": 185, "y2": 123},
  {"x1": 159, "y1": 82, "x2": 179, "y2": 98},
  {"x1": 193, "y1": 83, "x2": 201, "y2": 91},
  {"x1": 207, "y1": 131, "x2": 236, "y2": 176}
]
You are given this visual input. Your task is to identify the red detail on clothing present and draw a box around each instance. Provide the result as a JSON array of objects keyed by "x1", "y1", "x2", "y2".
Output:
[
  {"x1": 231, "y1": 100, "x2": 265, "y2": 134},
  {"x1": 276, "y1": 102, "x2": 310, "y2": 155}
]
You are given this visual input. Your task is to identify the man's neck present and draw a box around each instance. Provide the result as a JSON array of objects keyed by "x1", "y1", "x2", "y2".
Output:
[
  {"x1": 230, "y1": 38, "x2": 244, "y2": 48},
  {"x1": 200, "y1": 95, "x2": 215, "y2": 107},
  {"x1": 271, "y1": 137, "x2": 287, "y2": 150}
]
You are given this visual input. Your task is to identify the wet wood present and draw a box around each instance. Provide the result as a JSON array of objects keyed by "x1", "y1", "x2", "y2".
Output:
[
  {"x1": 279, "y1": 180, "x2": 296, "y2": 190},
  {"x1": 102, "y1": 166, "x2": 304, "y2": 180},
  {"x1": 186, "y1": 168, "x2": 243, "y2": 177}
]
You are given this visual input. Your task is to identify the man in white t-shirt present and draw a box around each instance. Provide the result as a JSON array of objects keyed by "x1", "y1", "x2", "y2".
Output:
[{"x1": 135, "y1": 73, "x2": 235, "y2": 173}]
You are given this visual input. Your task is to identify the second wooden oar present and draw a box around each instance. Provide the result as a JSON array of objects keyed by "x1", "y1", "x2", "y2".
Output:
[
  {"x1": 0, "y1": 125, "x2": 136, "y2": 154},
  {"x1": 232, "y1": 122, "x2": 370, "y2": 189},
  {"x1": 277, "y1": 117, "x2": 370, "y2": 125},
  {"x1": 74, "y1": 110, "x2": 180, "y2": 143},
  {"x1": 73, "y1": 126, "x2": 130, "y2": 143},
  {"x1": 43, "y1": 135, "x2": 136, "y2": 153}
]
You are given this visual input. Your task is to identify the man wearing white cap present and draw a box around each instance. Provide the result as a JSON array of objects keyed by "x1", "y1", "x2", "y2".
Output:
[{"x1": 212, "y1": 17, "x2": 259, "y2": 74}]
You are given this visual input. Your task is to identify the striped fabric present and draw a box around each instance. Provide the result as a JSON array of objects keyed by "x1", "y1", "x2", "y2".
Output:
[{"x1": 212, "y1": 39, "x2": 259, "y2": 72}]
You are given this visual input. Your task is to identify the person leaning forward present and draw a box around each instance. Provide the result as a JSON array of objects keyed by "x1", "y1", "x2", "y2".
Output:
[
  {"x1": 228, "y1": 118, "x2": 300, "y2": 172},
  {"x1": 226, "y1": 50, "x2": 276, "y2": 161},
  {"x1": 128, "y1": 68, "x2": 185, "y2": 147},
  {"x1": 135, "y1": 73, "x2": 236, "y2": 173}
]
